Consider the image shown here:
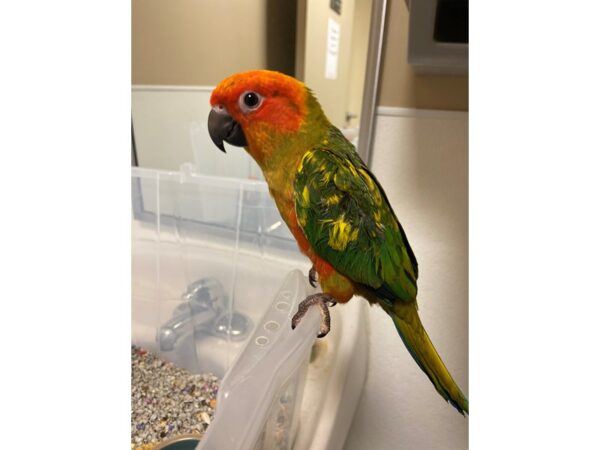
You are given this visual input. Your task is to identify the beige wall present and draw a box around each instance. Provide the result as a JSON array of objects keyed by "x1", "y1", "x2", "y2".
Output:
[
  {"x1": 132, "y1": 0, "x2": 295, "y2": 86},
  {"x1": 346, "y1": 0, "x2": 372, "y2": 128},
  {"x1": 378, "y1": 0, "x2": 468, "y2": 110},
  {"x1": 302, "y1": 0, "x2": 357, "y2": 128}
]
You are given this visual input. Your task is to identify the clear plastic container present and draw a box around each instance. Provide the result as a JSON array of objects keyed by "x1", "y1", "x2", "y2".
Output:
[{"x1": 132, "y1": 166, "x2": 319, "y2": 449}]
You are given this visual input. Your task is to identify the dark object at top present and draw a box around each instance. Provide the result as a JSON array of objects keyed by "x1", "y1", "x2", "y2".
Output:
[
  {"x1": 330, "y1": 0, "x2": 341, "y2": 15},
  {"x1": 434, "y1": 0, "x2": 468, "y2": 44}
]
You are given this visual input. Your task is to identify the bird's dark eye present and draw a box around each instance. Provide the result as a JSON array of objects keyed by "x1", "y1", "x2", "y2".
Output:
[
  {"x1": 239, "y1": 91, "x2": 263, "y2": 112},
  {"x1": 244, "y1": 92, "x2": 259, "y2": 107}
]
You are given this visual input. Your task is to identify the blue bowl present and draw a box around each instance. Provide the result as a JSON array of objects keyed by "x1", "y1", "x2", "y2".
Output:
[{"x1": 154, "y1": 436, "x2": 201, "y2": 450}]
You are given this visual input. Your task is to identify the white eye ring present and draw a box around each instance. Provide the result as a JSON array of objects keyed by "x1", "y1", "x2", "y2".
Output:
[{"x1": 239, "y1": 91, "x2": 263, "y2": 113}]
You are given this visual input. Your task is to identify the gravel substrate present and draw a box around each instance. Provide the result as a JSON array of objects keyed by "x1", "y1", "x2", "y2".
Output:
[{"x1": 131, "y1": 345, "x2": 219, "y2": 449}]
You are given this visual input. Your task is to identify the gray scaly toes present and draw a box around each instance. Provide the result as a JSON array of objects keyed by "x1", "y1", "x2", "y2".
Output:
[{"x1": 291, "y1": 293, "x2": 337, "y2": 338}]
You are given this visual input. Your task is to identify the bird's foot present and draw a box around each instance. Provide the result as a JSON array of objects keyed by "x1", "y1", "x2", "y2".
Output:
[
  {"x1": 308, "y1": 266, "x2": 319, "y2": 287},
  {"x1": 291, "y1": 293, "x2": 337, "y2": 338}
]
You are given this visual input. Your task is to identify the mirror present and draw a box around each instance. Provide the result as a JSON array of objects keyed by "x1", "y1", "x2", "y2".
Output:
[{"x1": 132, "y1": 0, "x2": 386, "y2": 178}]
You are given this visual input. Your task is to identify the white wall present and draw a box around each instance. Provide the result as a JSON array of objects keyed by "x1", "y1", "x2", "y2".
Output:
[
  {"x1": 344, "y1": 108, "x2": 469, "y2": 450},
  {"x1": 132, "y1": 86, "x2": 263, "y2": 179},
  {"x1": 132, "y1": 86, "x2": 358, "y2": 177}
]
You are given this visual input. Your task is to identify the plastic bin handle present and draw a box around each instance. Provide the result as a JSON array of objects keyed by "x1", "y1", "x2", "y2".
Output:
[{"x1": 196, "y1": 272, "x2": 320, "y2": 450}]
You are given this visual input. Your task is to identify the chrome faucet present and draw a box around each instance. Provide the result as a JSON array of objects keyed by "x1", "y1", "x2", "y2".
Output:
[{"x1": 158, "y1": 277, "x2": 251, "y2": 351}]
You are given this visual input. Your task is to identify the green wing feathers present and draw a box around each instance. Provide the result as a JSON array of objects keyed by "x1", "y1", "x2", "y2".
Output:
[
  {"x1": 294, "y1": 127, "x2": 468, "y2": 415},
  {"x1": 294, "y1": 128, "x2": 418, "y2": 303}
]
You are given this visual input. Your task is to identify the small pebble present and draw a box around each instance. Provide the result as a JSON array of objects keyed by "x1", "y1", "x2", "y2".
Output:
[
  {"x1": 131, "y1": 345, "x2": 219, "y2": 448},
  {"x1": 200, "y1": 411, "x2": 211, "y2": 425}
]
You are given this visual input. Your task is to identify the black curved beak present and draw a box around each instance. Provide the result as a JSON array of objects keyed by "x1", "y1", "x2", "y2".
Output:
[{"x1": 207, "y1": 107, "x2": 247, "y2": 153}]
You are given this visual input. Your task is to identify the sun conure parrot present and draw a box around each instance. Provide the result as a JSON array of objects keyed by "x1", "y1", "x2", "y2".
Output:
[{"x1": 208, "y1": 70, "x2": 468, "y2": 415}]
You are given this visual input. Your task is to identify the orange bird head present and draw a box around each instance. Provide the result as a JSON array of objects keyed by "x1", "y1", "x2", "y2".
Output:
[{"x1": 208, "y1": 70, "x2": 327, "y2": 165}]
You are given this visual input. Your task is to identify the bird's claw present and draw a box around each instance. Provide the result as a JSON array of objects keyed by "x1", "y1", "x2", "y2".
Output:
[
  {"x1": 308, "y1": 266, "x2": 318, "y2": 287},
  {"x1": 291, "y1": 293, "x2": 336, "y2": 338}
]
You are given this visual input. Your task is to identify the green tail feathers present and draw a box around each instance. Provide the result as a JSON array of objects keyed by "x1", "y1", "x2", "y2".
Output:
[{"x1": 384, "y1": 301, "x2": 469, "y2": 415}]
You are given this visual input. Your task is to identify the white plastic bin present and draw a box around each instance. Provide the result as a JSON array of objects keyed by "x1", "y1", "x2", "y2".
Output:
[
  {"x1": 132, "y1": 166, "x2": 319, "y2": 449},
  {"x1": 132, "y1": 166, "x2": 368, "y2": 450}
]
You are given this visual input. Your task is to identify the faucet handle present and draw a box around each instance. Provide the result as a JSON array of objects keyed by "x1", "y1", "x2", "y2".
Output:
[
  {"x1": 158, "y1": 278, "x2": 234, "y2": 351},
  {"x1": 182, "y1": 277, "x2": 227, "y2": 312}
]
